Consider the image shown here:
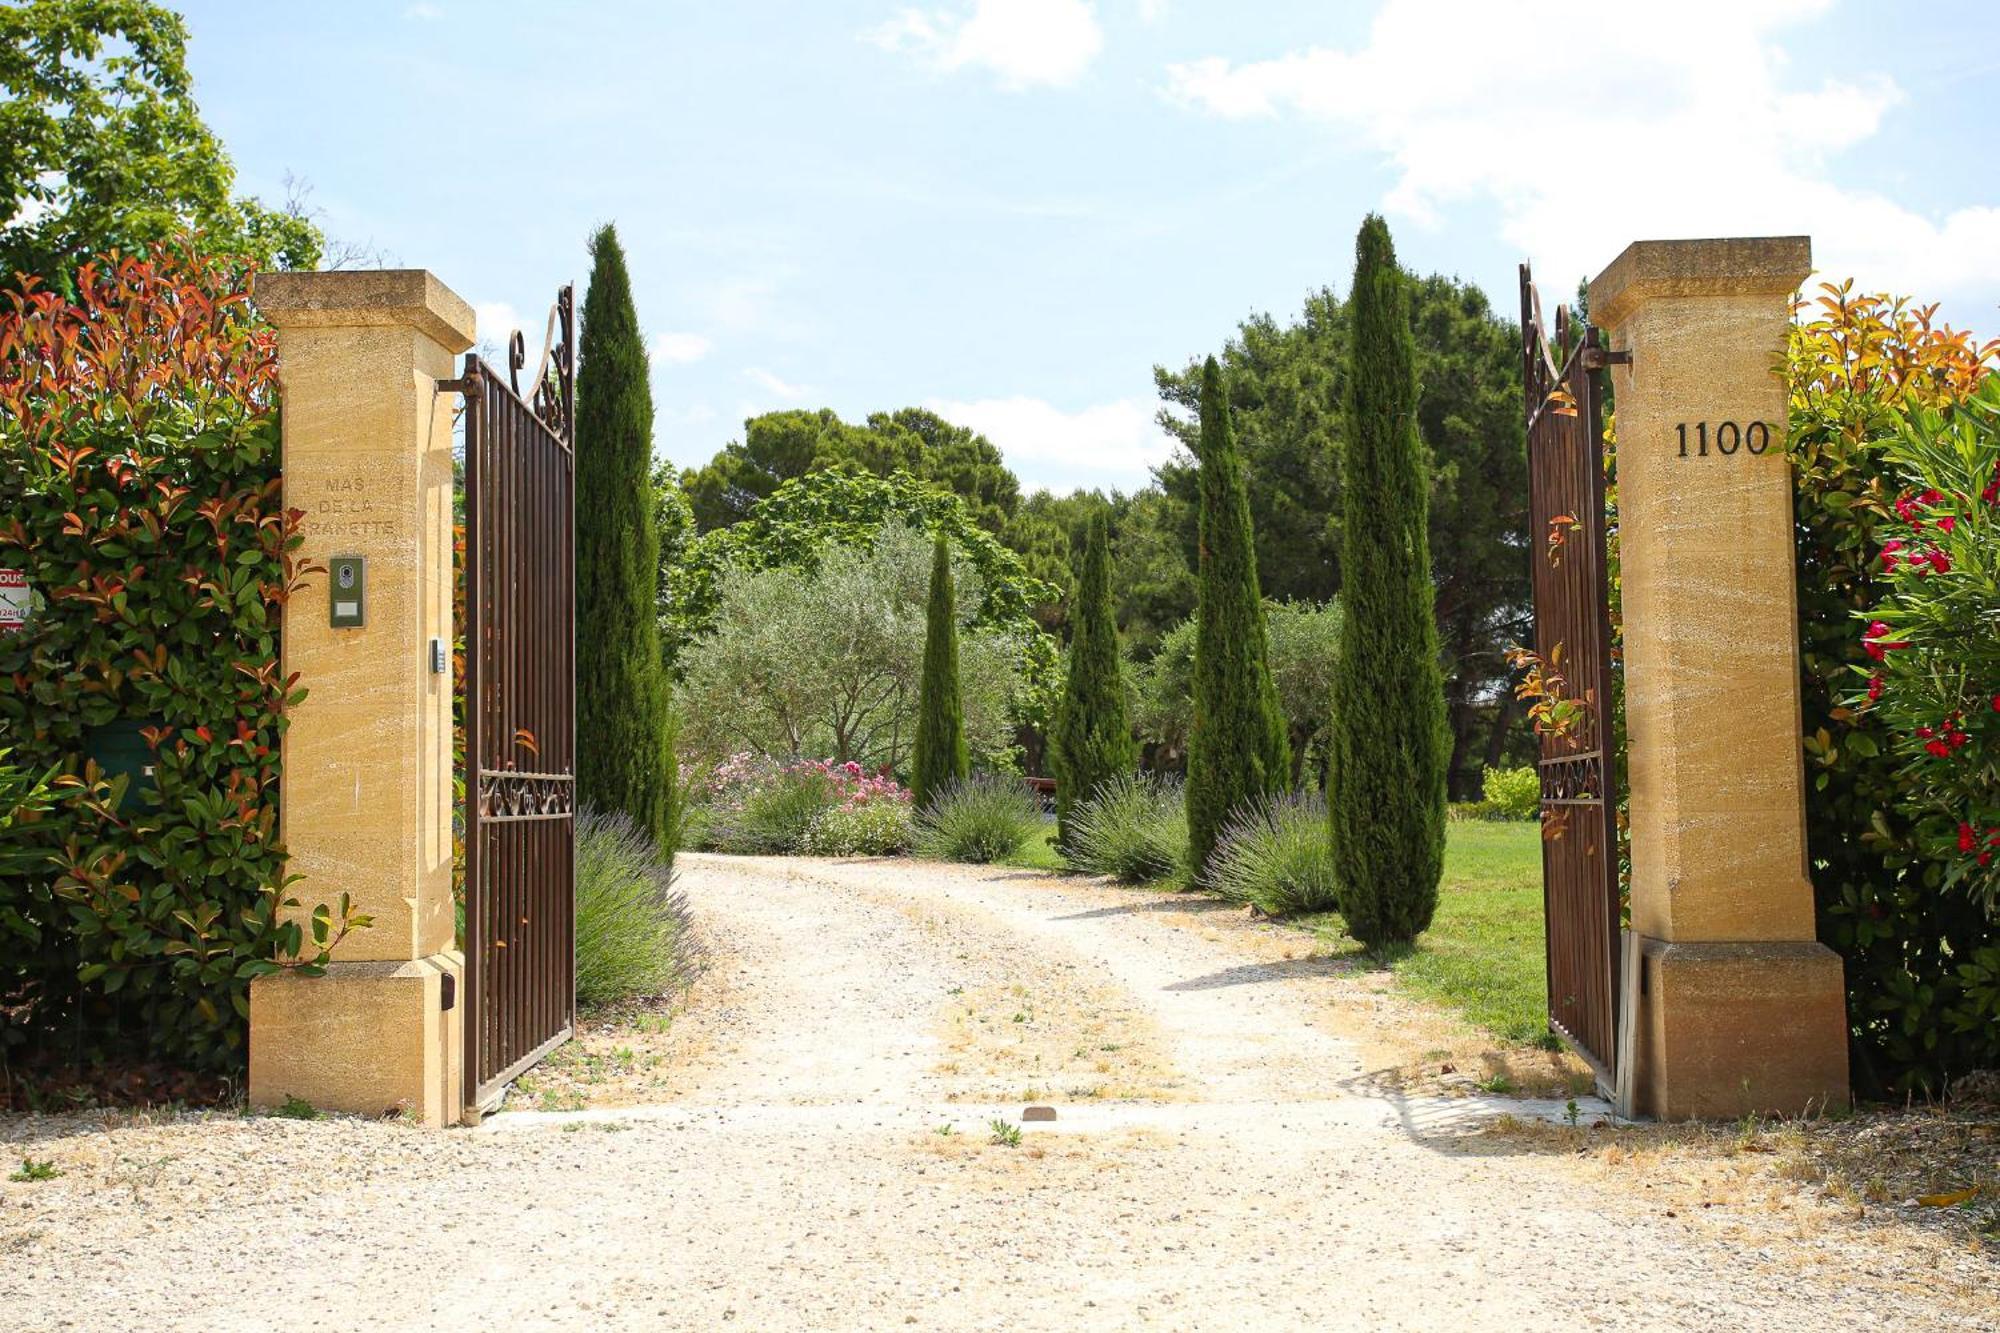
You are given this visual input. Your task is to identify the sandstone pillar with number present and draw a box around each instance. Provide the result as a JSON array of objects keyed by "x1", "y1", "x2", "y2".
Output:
[
  {"x1": 246, "y1": 271, "x2": 473, "y2": 1126},
  {"x1": 1589, "y1": 237, "x2": 1848, "y2": 1120}
]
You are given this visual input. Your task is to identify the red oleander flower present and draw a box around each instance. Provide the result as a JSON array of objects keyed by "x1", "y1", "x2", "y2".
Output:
[
  {"x1": 1962, "y1": 823, "x2": 1979, "y2": 853},
  {"x1": 1924, "y1": 548, "x2": 1951, "y2": 574},
  {"x1": 1925, "y1": 739, "x2": 1951, "y2": 758},
  {"x1": 1864, "y1": 621, "x2": 1907, "y2": 659},
  {"x1": 1868, "y1": 674, "x2": 1886, "y2": 702}
]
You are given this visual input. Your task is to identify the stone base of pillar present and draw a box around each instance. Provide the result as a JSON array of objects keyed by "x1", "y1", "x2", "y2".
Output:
[
  {"x1": 1633, "y1": 937, "x2": 1849, "y2": 1121},
  {"x1": 249, "y1": 952, "x2": 464, "y2": 1127}
]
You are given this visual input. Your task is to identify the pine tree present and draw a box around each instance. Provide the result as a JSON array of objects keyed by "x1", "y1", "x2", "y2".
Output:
[
  {"x1": 1186, "y1": 357, "x2": 1290, "y2": 877},
  {"x1": 1052, "y1": 510, "x2": 1135, "y2": 848},
  {"x1": 912, "y1": 531, "x2": 969, "y2": 809},
  {"x1": 1329, "y1": 214, "x2": 1449, "y2": 949},
  {"x1": 575, "y1": 223, "x2": 672, "y2": 843}
]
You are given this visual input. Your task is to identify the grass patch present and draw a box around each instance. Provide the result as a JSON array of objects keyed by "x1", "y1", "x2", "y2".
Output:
[
  {"x1": 998, "y1": 818, "x2": 1068, "y2": 872},
  {"x1": 1303, "y1": 820, "x2": 1550, "y2": 1046}
]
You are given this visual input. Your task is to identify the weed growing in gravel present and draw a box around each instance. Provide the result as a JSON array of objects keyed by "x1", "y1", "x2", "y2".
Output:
[
  {"x1": 9, "y1": 1158, "x2": 61, "y2": 1182},
  {"x1": 989, "y1": 1119, "x2": 1022, "y2": 1147},
  {"x1": 270, "y1": 1095, "x2": 321, "y2": 1120},
  {"x1": 1476, "y1": 1073, "x2": 1516, "y2": 1095},
  {"x1": 934, "y1": 1123, "x2": 957, "y2": 1137}
]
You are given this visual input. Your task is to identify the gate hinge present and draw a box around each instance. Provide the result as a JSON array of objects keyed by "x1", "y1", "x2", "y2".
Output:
[
  {"x1": 1580, "y1": 346, "x2": 1632, "y2": 371},
  {"x1": 436, "y1": 373, "x2": 483, "y2": 398}
]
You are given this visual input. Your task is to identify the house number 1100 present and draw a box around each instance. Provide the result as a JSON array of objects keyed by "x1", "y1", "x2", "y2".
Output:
[{"x1": 1676, "y1": 421, "x2": 1772, "y2": 457}]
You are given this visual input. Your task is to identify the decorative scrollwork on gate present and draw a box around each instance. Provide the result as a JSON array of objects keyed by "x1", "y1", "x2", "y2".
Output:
[
  {"x1": 506, "y1": 285, "x2": 576, "y2": 446},
  {"x1": 476, "y1": 770, "x2": 576, "y2": 822},
  {"x1": 1538, "y1": 752, "x2": 1604, "y2": 805}
]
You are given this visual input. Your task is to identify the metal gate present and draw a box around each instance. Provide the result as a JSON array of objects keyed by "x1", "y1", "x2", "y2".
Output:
[
  {"x1": 1518, "y1": 265, "x2": 1623, "y2": 1084},
  {"x1": 451, "y1": 286, "x2": 577, "y2": 1115}
]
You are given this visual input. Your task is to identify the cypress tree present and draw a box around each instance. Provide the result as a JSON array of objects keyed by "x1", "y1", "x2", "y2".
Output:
[
  {"x1": 575, "y1": 223, "x2": 672, "y2": 843},
  {"x1": 1051, "y1": 510, "x2": 1135, "y2": 848},
  {"x1": 1329, "y1": 214, "x2": 1449, "y2": 949},
  {"x1": 1185, "y1": 357, "x2": 1290, "y2": 877},
  {"x1": 911, "y1": 530, "x2": 969, "y2": 809}
]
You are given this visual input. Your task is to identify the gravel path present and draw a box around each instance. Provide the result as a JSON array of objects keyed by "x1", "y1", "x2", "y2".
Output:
[{"x1": 3, "y1": 854, "x2": 1992, "y2": 1331}]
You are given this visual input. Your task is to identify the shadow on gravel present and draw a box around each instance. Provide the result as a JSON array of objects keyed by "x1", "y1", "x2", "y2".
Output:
[
  {"x1": 1052, "y1": 897, "x2": 1242, "y2": 922},
  {"x1": 1161, "y1": 954, "x2": 1371, "y2": 990}
]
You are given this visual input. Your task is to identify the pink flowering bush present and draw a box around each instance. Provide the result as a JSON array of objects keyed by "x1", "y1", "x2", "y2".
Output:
[
  {"x1": 698, "y1": 753, "x2": 913, "y2": 855},
  {"x1": 1852, "y1": 378, "x2": 2000, "y2": 913}
]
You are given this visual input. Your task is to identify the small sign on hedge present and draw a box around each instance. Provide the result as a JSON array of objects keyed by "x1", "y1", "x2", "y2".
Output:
[{"x1": 0, "y1": 569, "x2": 27, "y2": 633}]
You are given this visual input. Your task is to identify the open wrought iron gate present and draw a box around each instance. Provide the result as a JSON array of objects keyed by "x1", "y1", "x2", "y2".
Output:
[
  {"x1": 450, "y1": 286, "x2": 577, "y2": 1115},
  {"x1": 1519, "y1": 265, "x2": 1623, "y2": 1085}
]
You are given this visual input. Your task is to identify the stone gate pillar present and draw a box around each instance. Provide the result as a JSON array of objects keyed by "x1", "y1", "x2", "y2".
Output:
[
  {"x1": 246, "y1": 271, "x2": 473, "y2": 1127},
  {"x1": 1589, "y1": 237, "x2": 1849, "y2": 1120}
]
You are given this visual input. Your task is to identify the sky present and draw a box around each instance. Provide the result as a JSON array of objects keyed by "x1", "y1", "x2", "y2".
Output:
[{"x1": 177, "y1": 0, "x2": 2000, "y2": 495}]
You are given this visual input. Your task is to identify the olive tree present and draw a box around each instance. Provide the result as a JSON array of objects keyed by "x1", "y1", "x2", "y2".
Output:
[{"x1": 676, "y1": 523, "x2": 1023, "y2": 773}]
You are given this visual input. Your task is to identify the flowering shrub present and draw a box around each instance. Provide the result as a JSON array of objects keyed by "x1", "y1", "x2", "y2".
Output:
[
  {"x1": 1851, "y1": 381, "x2": 2000, "y2": 911},
  {"x1": 0, "y1": 246, "x2": 365, "y2": 1075},
  {"x1": 1788, "y1": 282, "x2": 2000, "y2": 1093},
  {"x1": 699, "y1": 753, "x2": 913, "y2": 855},
  {"x1": 799, "y1": 801, "x2": 914, "y2": 856}
]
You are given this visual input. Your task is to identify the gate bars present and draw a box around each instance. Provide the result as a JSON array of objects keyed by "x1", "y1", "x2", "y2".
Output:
[
  {"x1": 449, "y1": 286, "x2": 578, "y2": 1115},
  {"x1": 1518, "y1": 265, "x2": 1624, "y2": 1084}
]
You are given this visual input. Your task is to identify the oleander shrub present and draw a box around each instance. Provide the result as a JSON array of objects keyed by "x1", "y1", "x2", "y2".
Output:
[
  {"x1": 574, "y1": 807, "x2": 701, "y2": 1007},
  {"x1": 705, "y1": 763, "x2": 836, "y2": 854},
  {"x1": 913, "y1": 774, "x2": 1039, "y2": 864},
  {"x1": 1067, "y1": 772, "x2": 1188, "y2": 884},
  {"x1": 0, "y1": 750, "x2": 55, "y2": 875},
  {"x1": 0, "y1": 247, "x2": 365, "y2": 1076},
  {"x1": 1479, "y1": 765, "x2": 1540, "y2": 821},
  {"x1": 1787, "y1": 284, "x2": 2000, "y2": 1095},
  {"x1": 1209, "y1": 792, "x2": 1339, "y2": 917}
]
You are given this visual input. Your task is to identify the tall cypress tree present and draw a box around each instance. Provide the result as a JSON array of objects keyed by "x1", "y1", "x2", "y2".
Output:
[
  {"x1": 912, "y1": 530, "x2": 969, "y2": 809},
  {"x1": 1329, "y1": 214, "x2": 1449, "y2": 948},
  {"x1": 1051, "y1": 510, "x2": 1135, "y2": 848},
  {"x1": 1186, "y1": 357, "x2": 1290, "y2": 877},
  {"x1": 575, "y1": 223, "x2": 672, "y2": 842}
]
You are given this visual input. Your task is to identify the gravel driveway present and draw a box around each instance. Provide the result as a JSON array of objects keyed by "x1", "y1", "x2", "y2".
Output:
[{"x1": 3, "y1": 854, "x2": 1992, "y2": 1331}]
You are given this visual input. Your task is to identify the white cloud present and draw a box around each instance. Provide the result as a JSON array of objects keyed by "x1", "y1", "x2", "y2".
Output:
[
  {"x1": 650, "y1": 331, "x2": 712, "y2": 365},
  {"x1": 744, "y1": 367, "x2": 810, "y2": 400},
  {"x1": 869, "y1": 0, "x2": 1104, "y2": 90},
  {"x1": 1135, "y1": 0, "x2": 1165, "y2": 22},
  {"x1": 403, "y1": 3, "x2": 442, "y2": 19},
  {"x1": 927, "y1": 395, "x2": 1172, "y2": 492},
  {"x1": 1164, "y1": 0, "x2": 2000, "y2": 304}
]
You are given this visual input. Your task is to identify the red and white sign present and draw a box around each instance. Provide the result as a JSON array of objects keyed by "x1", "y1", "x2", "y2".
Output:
[{"x1": 0, "y1": 569, "x2": 28, "y2": 633}]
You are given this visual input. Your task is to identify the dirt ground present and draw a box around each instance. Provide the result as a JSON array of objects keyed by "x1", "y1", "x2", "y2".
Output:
[{"x1": 3, "y1": 854, "x2": 1994, "y2": 1331}]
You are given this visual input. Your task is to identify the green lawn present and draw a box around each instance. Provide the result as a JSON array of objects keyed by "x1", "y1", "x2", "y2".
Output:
[
  {"x1": 999, "y1": 818, "x2": 1067, "y2": 872},
  {"x1": 1382, "y1": 820, "x2": 1551, "y2": 1046},
  {"x1": 989, "y1": 812, "x2": 1549, "y2": 1048}
]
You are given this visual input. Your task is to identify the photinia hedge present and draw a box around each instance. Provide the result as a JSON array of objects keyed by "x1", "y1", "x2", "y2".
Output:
[{"x1": 0, "y1": 246, "x2": 365, "y2": 1077}]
